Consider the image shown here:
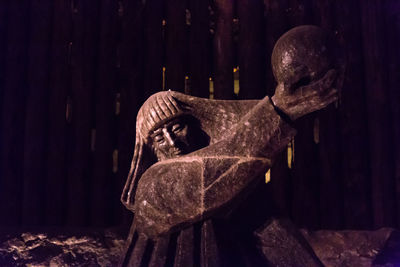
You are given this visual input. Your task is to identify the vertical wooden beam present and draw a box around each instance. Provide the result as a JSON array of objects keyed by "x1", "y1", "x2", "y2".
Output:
[
  {"x1": 383, "y1": 0, "x2": 400, "y2": 229},
  {"x1": 188, "y1": 0, "x2": 211, "y2": 98},
  {"x1": 22, "y1": 0, "x2": 53, "y2": 225},
  {"x1": 65, "y1": 0, "x2": 100, "y2": 226},
  {"x1": 118, "y1": 0, "x2": 145, "y2": 226},
  {"x1": 237, "y1": 0, "x2": 266, "y2": 99},
  {"x1": 265, "y1": 0, "x2": 322, "y2": 228},
  {"x1": 264, "y1": 0, "x2": 291, "y2": 218},
  {"x1": 0, "y1": 1, "x2": 9, "y2": 126},
  {"x1": 311, "y1": 0, "x2": 334, "y2": 28},
  {"x1": 213, "y1": 0, "x2": 234, "y2": 99},
  {"x1": 165, "y1": 0, "x2": 187, "y2": 92},
  {"x1": 291, "y1": 117, "x2": 321, "y2": 229},
  {"x1": 281, "y1": 0, "x2": 323, "y2": 229},
  {"x1": 264, "y1": 0, "x2": 290, "y2": 96},
  {"x1": 312, "y1": 0, "x2": 344, "y2": 229},
  {"x1": 269, "y1": 152, "x2": 292, "y2": 217},
  {"x1": 45, "y1": 0, "x2": 72, "y2": 225},
  {"x1": 317, "y1": 105, "x2": 344, "y2": 229},
  {"x1": 143, "y1": 0, "x2": 165, "y2": 97},
  {"x1": 334, "y1": 0, "x2": 372, "y2": 229},
  {"x1": 361, "y1": 0, "x2": 396, "y2": 228},
  {"x1": 0, "y1": 0, "x2": 30, "y2": 226},
  {"x1": 0, "y1": 1, "x2": 9, "y2": 225},
  {"x1": 287, "y1": 0, "x2": 313, "y2": 26},
  {"x1": 91, "y1": 0, "x2": 119, "y2": 226}
]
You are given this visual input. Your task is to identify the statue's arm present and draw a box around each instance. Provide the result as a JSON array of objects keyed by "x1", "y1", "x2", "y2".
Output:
[
  {"x1": 132, "y1": 65, "x2": 339, "y2": 238},
  {"x1": 134, "y1": 159, "x2": 204, "y2": 237},
  {"x1": 134, "y1": 97, "x2": 296, "y2": 238},
  {"x1": 200, "y1": 67, "x2": 338, "y2": 158},
  {"x1": 271, "y1": 69, "x2": 338, "y2": 121},
  {"x1": 134, "y1": 156, "x2": 272, "y2": 238},
  {"x1": 193, "y1": 95, "x2": 296, "y2": 159}
]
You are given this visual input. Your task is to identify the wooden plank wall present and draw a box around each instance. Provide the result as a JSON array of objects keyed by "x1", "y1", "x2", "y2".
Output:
[{"x1": 0, "y1": 0, "x2": 398, "y2": 230}]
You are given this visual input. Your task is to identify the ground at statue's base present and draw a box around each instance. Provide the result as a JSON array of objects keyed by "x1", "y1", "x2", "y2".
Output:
[
  {"x1": 0, "y1": 225, "x2": 399, "y2": 266},
  {"x1": 0, "y1": 227, "x2": 125, "y2": 266}
]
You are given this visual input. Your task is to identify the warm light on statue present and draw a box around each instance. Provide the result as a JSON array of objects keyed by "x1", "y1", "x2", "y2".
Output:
[{"x1": 120, "y1": 25, "x2": 344, "y2": 267}]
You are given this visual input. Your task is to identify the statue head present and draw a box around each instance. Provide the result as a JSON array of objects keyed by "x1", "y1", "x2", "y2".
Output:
[
  {"x1": 271, "y1": 25, "x2": 344, "y2": 91},
  {"x1": 136, "y1": 91, "x2": 201, "y2": 161},
  {"x1": 121, "y1": 91, "x2": 210, "y2": 209},
  {"x1": 121, "y1": 90, "x2": 258, "y2": 210},
  {"x1": 150, "y1": 117, "x2": 191, "y2": 160}
]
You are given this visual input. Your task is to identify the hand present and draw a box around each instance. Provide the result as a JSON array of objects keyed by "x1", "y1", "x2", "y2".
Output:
[{"x1": 271, "y1": 69, "x2": 339, "y2": 121}]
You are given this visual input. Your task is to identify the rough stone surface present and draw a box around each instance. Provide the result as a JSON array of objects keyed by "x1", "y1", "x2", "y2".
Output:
[
  {"x1": 132, "y1": 96, "x2": 294, "y2": 238},
  {"x1": 301, "y1": 228, "x2": 400, "y2": 267},
  {"x1": 0, "y1": 228, "x2": 125, "y2": 266},
  {"x1": 255, "y1": 220, "x2": 400, "y2": 267},
  {"x1": 271, "y1": 25, "x2": 344, "y2": 121},
  {"x1": 1, "y1": 227, "x2": 399, "y2": 266},
  {"x1": 120, "y1": 25, "x2": 345, "y2": 266},
  {"x1": 255, "y1": 218, "x2": 324, "y2": 267}
]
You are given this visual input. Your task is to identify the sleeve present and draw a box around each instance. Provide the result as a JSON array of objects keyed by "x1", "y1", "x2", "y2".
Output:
[
  {"x1": 134, "y1": 159, "x2": 204, "y2": 237},
  {"x1": 192, "y1": 96, "x2": 296, "y2": 159},
  {"x1": 134, "y1": 96, "x2": 296, "y2": 238}
]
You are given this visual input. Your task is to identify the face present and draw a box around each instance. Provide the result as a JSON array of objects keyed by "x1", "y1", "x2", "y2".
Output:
[{"x1": 150, "y1": 118, "x2": 192, "y2": 161}]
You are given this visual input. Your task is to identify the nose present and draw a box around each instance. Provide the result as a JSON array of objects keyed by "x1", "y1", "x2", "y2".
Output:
[{"x1": 163, "y1": 128, "x2": 175, "y2": 146}]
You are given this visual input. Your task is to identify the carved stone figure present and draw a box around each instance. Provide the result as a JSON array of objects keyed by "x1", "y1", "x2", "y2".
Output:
[{"x1": 120, "y1": 25, "x2": 344, "y2": 266}]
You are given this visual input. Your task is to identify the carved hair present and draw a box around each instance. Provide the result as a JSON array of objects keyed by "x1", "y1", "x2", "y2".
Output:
[
  {"x1": 121, "y1": 91, "x2": 187, "y2": 210},
  {"x1": 136, "y1": 91, "x2": 188, "y2": 142},
  {"x1": 121, "y1": 90, "x2": 259, "y2": 211}
]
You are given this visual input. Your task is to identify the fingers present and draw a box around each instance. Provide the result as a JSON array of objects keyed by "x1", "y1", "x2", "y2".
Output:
[
  {"x1": 272, "y1": 68, "x2": 339, "y2": 120},
  {"x1": 321, "y1": 69, "x2": 337, "y2": 89},
  {"x1": 296, "y1": 87, "x2": 338, "y2": 118},
  {"x1": 296, "y1": 69, "x2": 337, "y2": 96},
  {"x1": 313, "y1": 87, "x2": 339, "y2": 110}
]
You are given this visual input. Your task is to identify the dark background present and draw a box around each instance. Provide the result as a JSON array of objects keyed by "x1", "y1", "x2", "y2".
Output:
[{"x1": 0, "y1": 0, "x2": 399, "y2": 232}]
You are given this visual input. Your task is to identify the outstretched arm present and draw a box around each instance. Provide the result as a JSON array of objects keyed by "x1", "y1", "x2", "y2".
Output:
[
  {"x1": 134, "y1": 69, "x2": 339, "y2": 238},
  {"x1": 134, "y1": 96, "x2": 295, "y2": 238},
  {"x1": 272, "y1": 69, "x2": 338, "y2": 121}
]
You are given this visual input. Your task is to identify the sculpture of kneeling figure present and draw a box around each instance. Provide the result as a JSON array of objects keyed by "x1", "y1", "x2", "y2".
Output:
[{"x1": 120, "y1": 25, "x2": 344, "y2": 267}]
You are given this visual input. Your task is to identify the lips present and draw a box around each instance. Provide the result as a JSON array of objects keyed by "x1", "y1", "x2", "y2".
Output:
[
  {"x1": 172, "y1": 149, "x2": 182, "y2": 156},
  {"x1": 169, "y1": 147, "x2": 185, "y2": 157}
]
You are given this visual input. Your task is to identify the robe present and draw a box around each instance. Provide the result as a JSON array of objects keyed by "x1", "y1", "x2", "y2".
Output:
[{"x1": 121, "y1": 96, "x2": 296, "y2": 267}]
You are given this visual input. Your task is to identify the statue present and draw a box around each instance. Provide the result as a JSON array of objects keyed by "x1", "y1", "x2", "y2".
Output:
[{"x1": 120, "y1": 25, "x2": 344, "y2": 266}]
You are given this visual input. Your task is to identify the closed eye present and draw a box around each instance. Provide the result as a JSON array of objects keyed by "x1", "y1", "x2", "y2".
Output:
[
  {"x1": 172, "y1": 124, "x2": 183, "y2": 133},
  {"x1": 154, "y1": 134, "x2": 164, "y2": 143}
]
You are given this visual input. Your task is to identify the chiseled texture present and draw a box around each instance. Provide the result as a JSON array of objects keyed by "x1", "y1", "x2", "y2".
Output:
[
  {"x1": 134, "y1": 96, "x2": 296, "y2": 238},
  {"x1": 1, "y1": 227, "x2": 398, "y2": 266},
  {"x1": 121, "y1": 25, "x2": 346, "y2": 266},
  {"x1": 255, "y1": 219, "x2": 400, "y2": 267},
  {"x1": 134, "y1": 159, "x2": 203, "y2": 236},
  {"x1": 301, "y1": 228, "x2": 400, "y2": 267},
  {"x1": 255, "y1": 219, "x2": 324, "y2": 267},
  {"x1": 0, "y1": 229, "x2": 124, "y2": 266}
]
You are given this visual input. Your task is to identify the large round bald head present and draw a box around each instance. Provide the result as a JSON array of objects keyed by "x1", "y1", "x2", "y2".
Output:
[{"x1": 272, "y1": 25, "x2": 337, "y2": 87}]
